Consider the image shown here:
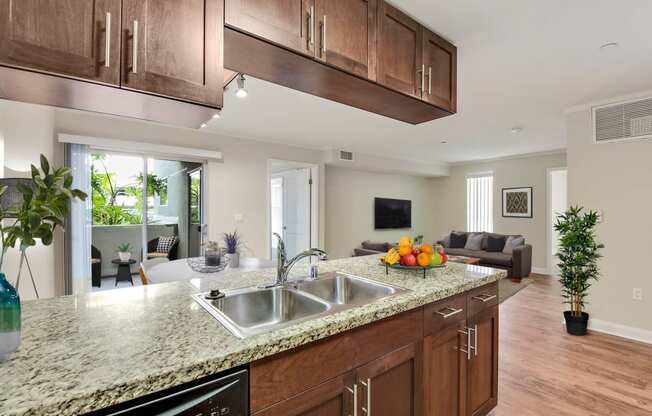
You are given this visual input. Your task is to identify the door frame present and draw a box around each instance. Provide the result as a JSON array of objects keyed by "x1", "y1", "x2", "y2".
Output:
[
  {"x1": 266, "y1": 159, "x2": 321, "y2": 260},
  {"x1": 546, "y1": 167, "x2": 567, "y2": 276}
]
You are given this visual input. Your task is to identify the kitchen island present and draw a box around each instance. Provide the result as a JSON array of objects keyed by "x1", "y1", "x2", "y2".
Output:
[{"x1": 0, "y1": 255, "x2": 506, "y2": 416}]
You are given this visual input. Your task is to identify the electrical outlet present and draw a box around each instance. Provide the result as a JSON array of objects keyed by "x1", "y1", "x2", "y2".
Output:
[{"x1": 633, "y1": 288, "x2": 643, "y2": 301}]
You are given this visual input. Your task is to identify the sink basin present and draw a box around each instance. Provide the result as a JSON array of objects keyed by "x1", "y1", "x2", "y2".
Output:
[
  {"x1": 193, "y1": 272, "x2": 408, "y2": 339},
  {"x1": 296, "y1": 272, "x2": 400, "y2": 305},
  {"x1": 193, "y1": 287, "x2": 330, "y2": 338}
]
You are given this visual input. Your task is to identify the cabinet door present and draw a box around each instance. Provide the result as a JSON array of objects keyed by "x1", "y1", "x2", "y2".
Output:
[
  {"x1": 314, "y1": 0, "x2": 377, "y2": 80},
  {"x1": 122, "y1": 0, "x2": 223, "y2": 107},
  {"x1": 424, "y1": 323, "x2": 467, "y2": 416},
  {"x1": 355, "y1": 343, "x2": 421, "y2": 416},
  {"x1": 422, "y1": 28, "x2": 456, "y2": 112},
  {"x1": 376, "y1": 1, "x2": 421, "y2": 98},
  {"x1": 467, "y1": 306, "x2": 498, "y2": 416},
  {"x1": 225, "y1": 0, "x2": 315, "y2": 56},
  {"x1": 253, "y1": 371, "x2": 356, "y2": 416},
  {"x1": 0, "y1": 0, "x2": 120, "y2": 85}
]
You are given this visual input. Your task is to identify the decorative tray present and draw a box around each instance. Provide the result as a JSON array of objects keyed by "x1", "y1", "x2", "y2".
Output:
[{"x1": 187, "y1": 257, "x2": 229, "y2": 273}]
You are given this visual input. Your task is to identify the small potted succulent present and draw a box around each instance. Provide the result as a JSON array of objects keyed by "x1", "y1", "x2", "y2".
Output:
[
  {"x1": 223, "y1": 230, "x2": 243, "y2": 268},
  {"x1": 203, "y1": 240, "x2": 222, "y2": 267},
  {"x1": 554, "y1": 206, "x2": 604, "y2": 336},
  {"x1": 116, "y1": 243, "x2": 133, "y2": 262}
]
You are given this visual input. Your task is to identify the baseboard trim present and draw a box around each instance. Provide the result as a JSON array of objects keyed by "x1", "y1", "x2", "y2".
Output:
[
  {"x1": 588, "y1": 318, "x2": 652, "y2": 345},
  {"x1": 531, "y1": 267, "x2": 548, "y2": 275}
]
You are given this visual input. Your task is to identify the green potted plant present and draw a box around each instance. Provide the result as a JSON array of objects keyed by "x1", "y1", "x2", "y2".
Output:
[
  {"x1": 116, "y1": 243, "x2": 133, "y2": 262},
  {"x1": 554, "y1": 206, "x2": 604, "y2": 336}
]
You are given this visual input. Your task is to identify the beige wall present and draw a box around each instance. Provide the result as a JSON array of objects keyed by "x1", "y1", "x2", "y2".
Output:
[
  {"x1": 566, "y1": 108, "x2": 652, "y2": 333},
  {"x1": 325, "y1": 166, "x2": 436, "y2": 259},
  {"x1": 431, "y1": 152, "x2": 567, "y2": 270}
]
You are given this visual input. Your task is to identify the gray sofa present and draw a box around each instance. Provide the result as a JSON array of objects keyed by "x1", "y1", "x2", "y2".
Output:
[
  {"x1": 437, "y1": 232, "x2": 532, "y2": 279},
  {"x1": 354, "y1": 241, "x2": 391, "y2": 257}
]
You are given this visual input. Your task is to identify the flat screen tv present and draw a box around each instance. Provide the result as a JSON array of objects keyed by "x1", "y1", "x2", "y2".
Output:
[{"x1": 374, "y1": 198, "x2": 411, "y2": 229}]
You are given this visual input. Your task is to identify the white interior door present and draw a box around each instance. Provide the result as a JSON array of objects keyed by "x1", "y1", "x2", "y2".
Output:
[
  {"x1": 548, "y1": 168, "x2": 568, "y2": 275},
  {"x1": 271, "y1": 168, "x2": 311, "y2": 258}
]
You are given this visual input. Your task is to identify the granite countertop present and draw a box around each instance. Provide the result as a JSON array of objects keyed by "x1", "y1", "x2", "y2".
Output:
[{"x1": 0, "y1": 255, "x2": 506, "y2": 416}]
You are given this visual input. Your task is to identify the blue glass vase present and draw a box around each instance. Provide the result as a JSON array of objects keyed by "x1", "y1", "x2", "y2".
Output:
[{"x1": 0, "y1": 272, "x2": 21, "y2": 361}]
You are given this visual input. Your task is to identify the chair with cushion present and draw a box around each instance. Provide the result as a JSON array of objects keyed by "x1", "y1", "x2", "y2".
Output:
[
  {"x1": 147, "y1": 236, "x2": 179, "y2": 261},
  {"x1": 91, "y1": 245, "x2": 102, "y2": 287},
  {"x1": 139, "y1": 257, "x2": 170, "y2": 285}
]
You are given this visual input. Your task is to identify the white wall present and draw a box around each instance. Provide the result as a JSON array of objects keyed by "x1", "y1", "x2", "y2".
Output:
[
  {"x1": 325, "y1": 166, "x2": 436, "y2": 259},
  {"x1": 566, "y1": 108, "x2": 652, "y2": 335},
  {"x1": 431, "y1": 152, "x2": 567, "y2": 271}
]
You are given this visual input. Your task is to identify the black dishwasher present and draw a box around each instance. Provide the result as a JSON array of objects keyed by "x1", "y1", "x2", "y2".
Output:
[{"x1": 89, "y1": 368, "x2": 248, "y2": 416}]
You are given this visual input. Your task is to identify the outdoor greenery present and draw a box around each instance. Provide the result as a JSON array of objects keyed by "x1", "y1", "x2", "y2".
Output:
[
  {"x1": 554, "y1": 206, "x2": 604, "y2": 317},
  {"x1": 0, "y1": 154, "x2": 87, "y2": 270}
]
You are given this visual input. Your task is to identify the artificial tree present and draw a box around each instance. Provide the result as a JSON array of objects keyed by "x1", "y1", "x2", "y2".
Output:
[{"x1": 554, "y1": 206, "x2": 604, "y2": 335}]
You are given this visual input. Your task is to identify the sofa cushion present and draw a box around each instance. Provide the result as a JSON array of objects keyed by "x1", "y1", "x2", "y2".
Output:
[
  {"x1": 464, "y1": 233, "x2": 485, "y2": 251},
  {"x1": 439, "y1": 235, "x2": 451, "y2": 248},
  {"x1": 444, "y1": 248, "x2": 479, "y2": 257},
  {"x1": 486, "y1": 235, "x2": 506, "y2": 252},
  {"x1": 477, "y1": 251, "x2": 513, "y2": 267},
  {"x1": 361, "y1": 241, "x2": 389, "y2": 252},
  {"x1": 449, "y1": 232, "x2": 468, "y2": 249},
  {"x1": 503, "y1": 236, "x2": 525, "y2": 254}
]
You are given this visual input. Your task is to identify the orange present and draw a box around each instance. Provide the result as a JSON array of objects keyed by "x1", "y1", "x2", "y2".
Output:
[
  {"x1": 417, "y1": 252, "x2": 432, "y2": 267},
  {"x1": 398, "y1": 236, "x2": 413, "y2": 247},
  {"x1": 398, "y1": 245, "x2": 412, "y2": 256},
  {"x1": 420, "y1": 244, "x2": 434, "y2": 254}
]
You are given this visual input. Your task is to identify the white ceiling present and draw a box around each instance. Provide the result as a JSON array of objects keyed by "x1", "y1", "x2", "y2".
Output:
[{"x1": 206, "y1": 0, "x2": 652, "y2": 164}]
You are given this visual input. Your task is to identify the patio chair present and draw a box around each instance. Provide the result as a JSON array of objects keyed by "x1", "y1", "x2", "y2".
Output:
[
  {"x1": 147, "y1": 236, "x2": 179, "y2": 261},
  {"x1": 91, "y1": 245, "x2": 102, "y2": 287},
  {"x1": 139, "y1": 257, "x2": 170, "y2": 285}
]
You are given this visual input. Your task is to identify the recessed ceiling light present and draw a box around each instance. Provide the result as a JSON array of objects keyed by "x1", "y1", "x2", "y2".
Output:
[
  {"x1": 599, "y1": 42, "x2": 619, "y2": 52},
  {"x1": 510, "y1": 126, "x2": 523, "y2": 134},
  {"x1": 200, "y1": 123, "x2": 207, "y2": 129},
  {"x1": 440, "y1": 140, "x2": 448, "y2": 144}
]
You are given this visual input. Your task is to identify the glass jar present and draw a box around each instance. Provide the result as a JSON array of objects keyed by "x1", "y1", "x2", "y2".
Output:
[{"x1": 0, "y1": 272, "x2": 21, "y2": 361}]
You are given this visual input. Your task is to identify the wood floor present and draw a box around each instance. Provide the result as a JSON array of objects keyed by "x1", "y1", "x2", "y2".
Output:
[{"x1": 489, "y1": 275, "x2": 652, "y2": 416}]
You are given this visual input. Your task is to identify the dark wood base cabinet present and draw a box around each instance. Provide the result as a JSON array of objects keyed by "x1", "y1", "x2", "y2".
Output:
[{"x1": 250, "y1": 282, "x2": 499, "y2": 416}]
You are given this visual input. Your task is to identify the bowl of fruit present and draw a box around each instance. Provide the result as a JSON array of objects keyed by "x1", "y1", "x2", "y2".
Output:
[{"x1": 381, "y1": 236, "x2": 448, "y2": 278}]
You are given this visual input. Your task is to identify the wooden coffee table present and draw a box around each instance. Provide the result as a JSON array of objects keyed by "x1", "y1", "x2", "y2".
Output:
[{"x1": 447, "y1": 255, "x2": 481, "y2": 265}]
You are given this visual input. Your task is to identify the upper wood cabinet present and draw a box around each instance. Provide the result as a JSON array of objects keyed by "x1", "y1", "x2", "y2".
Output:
[
  {"x1": 422, "y1": 28, "x2": 457, "y2": 112},
  {"x1": 314, "y1": 0, "x2": 377, "y2": 80},
  {"x1": 225, "y1": 0, "x2": 315, "y2": 56},
  {"x1": 0, "y1": 0, "x2": 121, "y2": 85},
  {"x1": 121, "y1": 0, "x2": 223, "y2": 107},
  {"x1": 376, "y1": 1, "x2": 422, "y2": 98}
]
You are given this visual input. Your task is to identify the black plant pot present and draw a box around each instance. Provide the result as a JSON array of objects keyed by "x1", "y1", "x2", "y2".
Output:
[{"x1": 564, "y1": 311, "x2": 589, "y2": 336}]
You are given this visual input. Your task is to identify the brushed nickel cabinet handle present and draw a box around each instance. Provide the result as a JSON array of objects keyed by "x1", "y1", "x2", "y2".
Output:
[
  {"x1": 436, "y1": 306, "x2": 463, "y2": 319},
  {"x1": 360, "y1": 378, "x2": 371, "y2": 414},
  {"x1": 458, "y1": 328, "x2": 471, "y2": 360},
  {"x1": 473, "y1": 324, "x2": 478, "y2": 357},
  {"x1": 347, "y1": 384, "x2": 358, "y2": 416},
  {"x1": 428, "y1": 66, "x2": 432, "y2": 94},
  {"x1": 472, "y1": 294, "x2": 497, "y2": 303},
  {"x1": 421, "y1": 64, "x2": 425, "y2": 92},
  {"x1": 105, "y1": 12, "x2": 111, "y2": 68},
  {"x1": 132, "y1": 20, "x2": 139, "y2": 74},
  {"x1": 321, "y1": 15, "x2": 327, "y2": 54},
  {"x1": 308, "y1": 6, "x2": 315, "y2": 46}
]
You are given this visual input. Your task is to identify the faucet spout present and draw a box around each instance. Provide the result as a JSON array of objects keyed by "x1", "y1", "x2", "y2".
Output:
[{"x1": 272, "y1": 233, "x2": 327, "y2": 286}]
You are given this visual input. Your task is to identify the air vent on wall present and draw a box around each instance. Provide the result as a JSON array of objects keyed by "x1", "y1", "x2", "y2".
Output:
[
  {"x1": 593, "y1": 97, "x2": 652, "y2": 143},
  {"x1": 339, "y1": 150, "x2": 354, "y2": 161}
]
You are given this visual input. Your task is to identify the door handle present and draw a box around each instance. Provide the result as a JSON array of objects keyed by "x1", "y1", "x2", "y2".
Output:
[
  {"x1": 417, "y1": 64, "x2": 425, "y2": 93},
  {"x1": 131, "y1": 20, "x2": 139, "y2": 74},
  {"x1": 472, "y1": 294, "x2": 497, "y2": 303},
  {"x1": 308, "y1": 6, "x2": 315, "y2": 47},
  {"x1": 360, "y1": 378, "x2": 371, "y2": 415},
  {"x1": 105, "y1": 12, "x2": 111, "y2": 68},
  {"x1": 435, "y1": 306, "x2": 463, "y2": 319},
  {"x1": 346, "y1": 384, "x2": 358, "y2": 416},
  {"x1": 428, "y1": 66, "x2": 432, "y2": 94},
  {"x1": 321, "y1": 15, "x2": 327, "y2": 55},
  {"x1": 458, "y1": 327, "x2": 475, "y2": 360}
]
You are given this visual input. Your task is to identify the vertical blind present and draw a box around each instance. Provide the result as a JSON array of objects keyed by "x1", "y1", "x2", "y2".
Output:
[{"x1": 466, "y1": 173, "x2": 494, "y2": 233}]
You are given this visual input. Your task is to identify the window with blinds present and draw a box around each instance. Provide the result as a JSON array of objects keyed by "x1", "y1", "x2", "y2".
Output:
[{"x1": 466, "y1": 173, "x2": 494, "y2": 232}]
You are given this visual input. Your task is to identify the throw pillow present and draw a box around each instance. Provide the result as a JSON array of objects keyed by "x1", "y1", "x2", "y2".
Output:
[
  {"x1": 449, "y1": 232, "x2": 467, "y2": 248},
  {"x1": 503, "y1": 236, "x2": 525, "y2": 254},
  {"x1": 157, "y1": 236, "x2": 178, "y2": 253},
  {"x1": 464, "y1": 233, "x2": 485, "y2": 251},
  {"x1": 440, "y1": 235, "x2": 451, "y2": 248},
  {"x1": 486, "y1": 235, "x2": 507, "y2": 252}
]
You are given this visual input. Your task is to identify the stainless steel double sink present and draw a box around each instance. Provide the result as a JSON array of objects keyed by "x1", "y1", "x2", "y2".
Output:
[{"x1": 192, "y1": 272, "x2": 408, "y2": 339}]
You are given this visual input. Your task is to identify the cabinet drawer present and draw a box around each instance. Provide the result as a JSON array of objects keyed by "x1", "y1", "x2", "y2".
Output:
[
  {"x1": 424, "y1": 293, "x2": 466, "y2": 336},
  {"x1": 467, "y1": 282, "x2": 498, "y2": 317}
]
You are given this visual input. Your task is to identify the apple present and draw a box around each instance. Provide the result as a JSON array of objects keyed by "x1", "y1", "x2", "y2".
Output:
[
  {"x1": 430, "y1": 252, "x2": 442, "y2": 266},
  {"x1": 440, "y1": 253, "x2": 448, "y2": 264},
  {"x1": 412, "y1": 248, "x2": 420, "y2": 256},
  {"x1": 402, "y1": 254, "x2": 417, "y2": 267}
]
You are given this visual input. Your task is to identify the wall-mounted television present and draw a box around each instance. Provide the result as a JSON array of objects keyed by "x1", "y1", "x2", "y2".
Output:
[{"x1": 374, "y1": 198, "x2": 412, "y2": 229}]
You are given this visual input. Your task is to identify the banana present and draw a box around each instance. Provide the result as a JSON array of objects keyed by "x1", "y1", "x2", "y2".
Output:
[{"x1": 383, "y1": 248, "x2": 400, "y2": 265}]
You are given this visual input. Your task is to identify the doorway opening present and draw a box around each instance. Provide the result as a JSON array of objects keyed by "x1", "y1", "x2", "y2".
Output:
[
  {"x1": 547, "y1": 168, "x2": 568, "y2": 275},
  {"x1": 268, "y1": 160, "x2": 319, "y2": 260}
]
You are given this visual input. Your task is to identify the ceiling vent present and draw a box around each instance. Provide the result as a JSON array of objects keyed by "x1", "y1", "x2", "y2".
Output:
[
  {"x1": 593, "y1": 97, "x2": 652, "y2": 143},
  {"x1": 339, "y1": 150, "x2": 354, "y2": 161}
]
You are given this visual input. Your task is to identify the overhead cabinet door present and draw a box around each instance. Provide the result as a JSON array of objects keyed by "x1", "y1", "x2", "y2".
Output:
[
  {"x1": 376, "y1": 1, "x2": 421, "y2": 98},
  {"x1": 422, "y1": 28, "x2": 456, "y2": 112},
  {"x1": 314, "y1": 0, "x2": 377, "y2": 80},
  {"x1": 0, "y1": 0, "x2": 121, "y2": 85},
  {"x1": 225, "y1": 0, "x2": 315, "y2": 56},
  {"x1": 122, "y1": 0, "x2": 223, "y2": 107}
]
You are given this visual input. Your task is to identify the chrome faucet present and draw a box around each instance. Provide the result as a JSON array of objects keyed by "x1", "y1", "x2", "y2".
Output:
[{"x1": 272, "y1": 232, "x2": 327, "y2": 286}]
